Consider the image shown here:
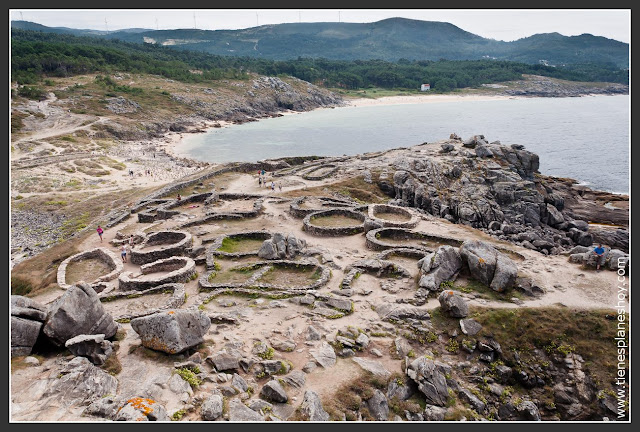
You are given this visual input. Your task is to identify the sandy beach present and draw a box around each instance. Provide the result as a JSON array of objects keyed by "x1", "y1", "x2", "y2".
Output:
[
  {"x1": 344, "y1": 93, "x2": 520, "y2": 107},
  {"x1": 162, "y1": 93, "x2": 522, "y2": 160}
]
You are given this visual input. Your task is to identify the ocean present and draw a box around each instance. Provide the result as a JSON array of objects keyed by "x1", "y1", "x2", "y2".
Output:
[{"x1": 179, "y1": 94, "x2": 630, "y2": 194}]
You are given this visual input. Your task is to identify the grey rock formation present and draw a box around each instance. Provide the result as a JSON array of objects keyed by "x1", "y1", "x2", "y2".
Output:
[
  {"x1": 65, "y1": 334, "x2": 114, "y2": 366},
  {"x1": 406, "y1": 357, "x2": 449, "y2": 407},
  {"x1": 258, "y1": 232, "x2": 306, "y2": 259},
  {"x1": 299, "y1": 390, "x2": 330, "y2": 421},
  {"x1": 42, "y1": 283, "x2": 118, "y2": 347},
  {"x1": 114, "y1": 398, "x2": 170, "y2": 421},
  {"x1": 459, "y1": 318, "x2": 482, "y2": 336},
  {"x1": 130, "y1": 309, "x2": 211, "y2": 354},
  {"x1": 352, "y1": 357, "x2": 391, "y2": 378},
  {"x1": 367, "y1": 389, "x2": 390, "y2": 421},
  {"x1": 260, "y1": 379, "x2": 288, "y2": 403},
  {"x1": 11, "y1": 296, "x2": 47, "y2": 357},
  {"x1": 460, "y1": 240, "x2": 517, "y2": 292},
  {"x1": 418, "y1": 245, "x2": 463, "y2": 293},
  {"x1": 310, "y1": 341, "x2": 336, "y2": 368},
  {"x1": 228, "y1": 399, "x2": 264, "y2": 421},
  {"x1": 201, "y1": 394, "x2": 224, "y2": 420},
  {"x1": 42, "y1": 356, "x2": 118, "y2": 406},
  {"x1": 438, "y1": 290, "x2": 469, "y2": 318}
]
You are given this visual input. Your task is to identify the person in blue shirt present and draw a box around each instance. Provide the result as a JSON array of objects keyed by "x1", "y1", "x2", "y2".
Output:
[{"x1": 593, "y1": 244, "x2": 606, "y2": 271}]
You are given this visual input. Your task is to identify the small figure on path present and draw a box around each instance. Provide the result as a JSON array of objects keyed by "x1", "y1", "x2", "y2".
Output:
[
  {"x1": 96, "y1": 225, "x2": 104, "y2": 242},
  {"x1": 278, "y1": 182, "x2": 282, "y2": 192},
  {"x1": 177, "y1": 194, "x2": 182, "y2": 201},
  {"x1": 271, "y1": 182, "x2": 275, "y2": 191},
  {"x1": 121, "y1": 244, "x2": 128, "y2": 263},
  {"x1": 258, "y1": 177, "x2": 262, "y2": 187},
  {"x1": 129, "y1": 234, "x2": 135, "y2": 249},
  {"x1": 593, "y1": 243, "x2": 606, "y2": 271}
]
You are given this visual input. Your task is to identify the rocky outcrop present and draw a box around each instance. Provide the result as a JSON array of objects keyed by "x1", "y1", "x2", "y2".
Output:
[
  {"x1": 417, "y1": 245, "x2": 463, "y2": 294},
  {"x1": 42, "y1": 282, "x2": 118, "y2": 347},
  {"x1": 258, "y1": 232, "x2": 306, "y2": 260},
  {"x1": 460, "y1": 240, "x2": 518, "y2": 292},
  {"x1": 389, "y1": 137, "x2": 619, "y2": 256},
  {"x1": 11, "y1": 295, "x2": 47, "y2": 357},
  {"x1": 299, "y1": 390, "x2": 330, "y2": 421},
  {"x1": 42, "y1": 356, "x2": 118, "y2": 406},
  {"x1": 406, "y1": 357, "x2": 450, "y2": 407},
  {"x1": 65, "y1": 334, "x2": 114, "y2": 366},
  {"x1": 130, "y1": 309, "x2": 211, "y2": 354},
  {"x1": 438, "y1": 290, "x2": 469, "y2": 318}
]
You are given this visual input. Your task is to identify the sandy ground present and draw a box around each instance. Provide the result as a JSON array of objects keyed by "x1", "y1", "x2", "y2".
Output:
[{"x1": 344, "y1": 93, "x2": 521, "y2": 107}]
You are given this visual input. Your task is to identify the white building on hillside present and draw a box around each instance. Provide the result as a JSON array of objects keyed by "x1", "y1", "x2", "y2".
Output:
[{"x1": 420, "y1": 83, "x2": 431, "y2": 91}]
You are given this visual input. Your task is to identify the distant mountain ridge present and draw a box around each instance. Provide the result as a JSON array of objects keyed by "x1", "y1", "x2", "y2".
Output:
[{"x1": 11, "y1": 18, "x2": 629, "y2": 68}]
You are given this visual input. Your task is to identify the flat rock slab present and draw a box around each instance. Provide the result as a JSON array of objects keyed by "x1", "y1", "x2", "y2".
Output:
[
  {"x1": 130, "y1": 309, "x2": 211, "y2": 354},
  {"x1": 352, "y1": 357, "x2": 391, "y2": 378}
]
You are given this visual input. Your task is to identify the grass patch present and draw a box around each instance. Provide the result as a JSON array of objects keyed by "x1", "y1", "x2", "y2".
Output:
[
  {"x1": 217, "y1": 237, "x2": 265, "y2": 254},
  {"x1": 453, "y1": 277, "x2": 524, "y2": 302},
  {"x1": 11, "y1": 276, "x2": 34, "y2": 296},
  {"x1": 470, "y1": 306, "x2": 627, "y2": 399},
  {"x1": 322, "y1": 371, "x2": 389, "y2": 421},
  {"x1": 257, "y1": 264, "x2": 322, "y2": 287}
]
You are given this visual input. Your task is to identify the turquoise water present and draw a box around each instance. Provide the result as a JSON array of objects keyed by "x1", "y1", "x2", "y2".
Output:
[{"x1": 180, "y1": 94, "x2": 630, "y2": 194}]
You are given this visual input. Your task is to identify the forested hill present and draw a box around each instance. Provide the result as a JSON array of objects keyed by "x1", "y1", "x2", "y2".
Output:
[{"x1": 11, "y1": 17, "x2": 629, "y2": 68}]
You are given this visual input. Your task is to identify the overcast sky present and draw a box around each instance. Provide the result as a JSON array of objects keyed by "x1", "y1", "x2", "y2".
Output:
[{"x1": 10, "y1": 9, "x2": 631, "y2": 43}]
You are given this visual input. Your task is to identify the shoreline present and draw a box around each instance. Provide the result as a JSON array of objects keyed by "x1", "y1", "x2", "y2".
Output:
[{"x1": 157, "y1": 93, "x2": 629, "y2": 197}]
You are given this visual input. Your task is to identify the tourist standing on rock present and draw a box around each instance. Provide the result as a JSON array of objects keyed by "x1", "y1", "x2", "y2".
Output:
[
  {"x1": 593, "y1": 244, "x2": 606, "y2": 271},
  {"x1": 96, "y1": 225, "x2": 104, "y2": 242},
  {"x1": 121, "y1": 244, "x2": 128, "y2": 263}
]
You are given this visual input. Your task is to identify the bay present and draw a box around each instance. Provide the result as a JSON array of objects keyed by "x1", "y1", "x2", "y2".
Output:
[{"x1": 180, "y1": 94, "x2": 630, "y2": 194}]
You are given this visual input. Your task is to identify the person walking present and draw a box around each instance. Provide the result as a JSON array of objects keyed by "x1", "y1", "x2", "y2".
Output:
[
  {"x1": 271, "y1": 181, "x2": 275, "y2": 191},
  {"x1": 129, "y1": 234, "x2": 135, "y2": 249},
  {"x1": 121, "y1": 244, "x2": 128, "y2": 263},
  {"x1": 593, "y1": 243, "x2": 606, "y2": 271},
  {"x1": 96, "y1": 225, "x2": 104, "y2": 242}
]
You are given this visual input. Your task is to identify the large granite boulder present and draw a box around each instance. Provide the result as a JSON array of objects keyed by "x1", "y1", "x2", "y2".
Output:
[
  {"x1": 65, "y1": 334, "x2": 114, "y2": 366},
  {"x1": 130, "y1": 309, "x2": 211, "y2": 354},
  {"x1": 42, "y1": 283, "x2": 118, "y2": 347},
  {"x1": 299, "y1": 390, "x2": 330, "y2": 421},
  {"x1": 418, "y1": 245, "x2": 463, "y2": 293},
  {"x1": 459, "y1": 240, "x2": 517, "y2": 292},
  {"x1": 260, "y1": 379, "x2": 288, "y2": 403},
  {"x1": 114, "y1": 397, "x2": 170, "y2": 421},
  {"x1": 406, "y1": 357, "x2": 450, "y2": 407},
  {"x1": 258, "y1": 232, "x2": 306, "y2": 260},
  {"x1": 11, "y1": 295, "x2": 47, "y2": 357},
  {"x1": 438, "y1": 290, "x2": 468, "y2": 318}
]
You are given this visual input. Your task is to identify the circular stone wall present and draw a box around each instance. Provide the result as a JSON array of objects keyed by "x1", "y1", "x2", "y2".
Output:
[
  {"x1": 206, "y1": 231, "x2": 273, "y2": 267},
  {"x1": 289, "y1": 196, "x2": 357, "y2": 219},
  {"x1": 365, "y1": 227, "x2": 463, "y2": 251},
  {"x1": 57, "y1": 248, "x2": 123, "y2": 290},
  {"x1": 302, "y1": 209, "x2": 366, "y2": 236},
  {"x1": 199, "y1": 259, "x2": 330, "y2": 293},
  {"x1": 368, "y1": 204, "x2": 420, "y2": 229},
  {"x1": 301, "y1": 165, "x2": 339, "y2": 180},
  {"x1": 130, "y1": 230, "x2": 192, "y2": 265},
  {"x1": 99, "y1": 283, "x2": 186, "y2": 321},
  {"x1": 118, "y1": 256, "x2": 196, "y2": 291}
]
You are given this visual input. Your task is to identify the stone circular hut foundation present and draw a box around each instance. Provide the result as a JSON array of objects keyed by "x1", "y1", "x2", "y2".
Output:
[
  {"x1": 365, "y1": 227, "x2": 463, "y2": 251},
  {"x1": 99, "y1": 283, "x2": 187, "y2": 321},
  {"x1": 130, "y1": 230, "x2": 192, "y2": 265},
  {"x1": 302, "y1": 209, "x2": 366, "y2": 236},
  {"x1": 199, "y1": 259, "x2": 331, "y2": 293},
  {"x1": 367, "y1": 204, "x2": 420, "y2": 229},
  {"x1": 301, "y1": 164, "x2": 339, "y2": 180},
  {"x1": 57, "y1": 248, "x2": 123, "y2": 291},
  {"x1": 289, "y1": 196, "x2": 359, "y2": 219},
  {"x1": 118, "y1": 256, "x2": 197, "y2": 291},
  {"x1": 206, "y1": 231, "x2": 273, "y2": 268}
]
